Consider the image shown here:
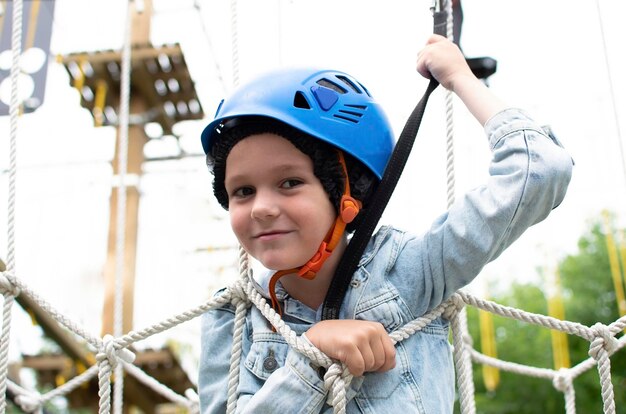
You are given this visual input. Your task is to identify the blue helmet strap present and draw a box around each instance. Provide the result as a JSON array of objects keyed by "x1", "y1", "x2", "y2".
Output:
[{"x1": 321, "y1": 7, "x2": 448, "y2": 320}]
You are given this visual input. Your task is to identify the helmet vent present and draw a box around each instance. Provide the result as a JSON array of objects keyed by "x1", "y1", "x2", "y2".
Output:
[
  {"x1": 293, "y1": 91, "x2": 311, "y2": 109},
  {"x1": 335, "y1": 75, "x2": 361, "y2": 94},
  {"x1": 333, "y1": 114, "x2": 359, "y2": 123},
  {"x1": 345, "y1": 104, "x2": 366, "y2": 110},
  {"x1": 338, "y1": 109, "x2": 363, "y2": 118},
  {"x1": 333, "y1": 104, "x2": 366, "y2": 124},
  {"x1": 316, "y1": 78, "x2": 347, "y2": 94},
  {"x1": 357, "y1": 82, "x2": 372, "y2": 97}
]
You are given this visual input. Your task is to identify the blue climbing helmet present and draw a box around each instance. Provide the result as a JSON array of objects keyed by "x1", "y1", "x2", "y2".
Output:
[{"x1": 200, "y1": 67, "x2": 395, "y2": 179}]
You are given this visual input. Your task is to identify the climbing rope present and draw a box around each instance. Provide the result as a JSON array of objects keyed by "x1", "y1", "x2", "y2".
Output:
[
  {"x1": 193, "y1": 0, "x2": 228, "y2": 95},
  {"x1": 439, "y1": 2, "x2": 476, "y2": 413},
  {"x1": 224, "y1": 1, "x2": 246, "y2": 412},
  {"x1": 0, "y1": 0, "x2": 24, "y2": 411},
  {"x1": 2, "y1": 260, "x2": 624, "y2": 413},
  {"x1": 595, "y1": 0, "x2": 626, "y2": 191},
  {"x1": 108, "y1": 1, "x2": 134, "y2": 413},
  {"x1": 226, "y1": 247, "x2": 250, "y2": 414},
  {"x1": 230, "y1": 0, "x2": 240, "y2": 89},
  {"x1": 443, "y1": 0, "x2": 456, "y2": 210}
]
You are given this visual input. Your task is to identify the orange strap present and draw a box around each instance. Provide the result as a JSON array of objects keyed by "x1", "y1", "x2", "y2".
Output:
[{"x1": 268, "y1": 151, "x2": 360, "y2": 316}]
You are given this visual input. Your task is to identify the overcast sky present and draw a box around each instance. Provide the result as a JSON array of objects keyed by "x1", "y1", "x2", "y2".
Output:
[{"x1": 1, "y1": 0, "x2": 625, "y2": 370}]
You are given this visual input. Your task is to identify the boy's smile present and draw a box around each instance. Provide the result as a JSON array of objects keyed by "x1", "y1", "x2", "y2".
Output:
[{"x1": 225, "y1": 133, "x2": 337, "y2": 272}]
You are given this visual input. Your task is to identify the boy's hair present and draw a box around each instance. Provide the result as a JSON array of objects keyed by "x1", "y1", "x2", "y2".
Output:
[{"x1": 206, "y1": 117, "x2": 377, "y2": 233}]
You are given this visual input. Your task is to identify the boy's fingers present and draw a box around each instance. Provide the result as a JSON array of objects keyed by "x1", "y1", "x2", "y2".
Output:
[
  {"x1": 427, "y1": 33, "x2": 446, "y2": 44},
  {"x1": 345, "y1": 349, "x2": 366, "y2": 377},
  {"x1": 380, "y1": 336, "x2": 397, "y2": 372},
  {"x1": 416, "y1": 59, "x2": 431, "y2": 80},
  {"x1": 369, "y1": 335, "x2": 386, "y2": 371},
  {"x1": 359, "y1": 342, "x2": 377, "y2": 373}
]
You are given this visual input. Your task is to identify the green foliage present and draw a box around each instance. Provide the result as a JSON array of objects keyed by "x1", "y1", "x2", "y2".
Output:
[
  {"x1": 455, "y1": 216, "x2": 626, "y2": 413},
  {"x1": 558, "y1": 220, "x2": 626, "y2": 413}
]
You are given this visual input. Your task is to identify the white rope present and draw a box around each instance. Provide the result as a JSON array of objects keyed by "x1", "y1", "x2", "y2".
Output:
[
  {"x1": 109, "y1": 1, "x2": 134, "y2": 412},
  {"x1": 115, "y1": 289, "x2": 234, "y2": 349},
  {"x1": 439, "y1": 1, "x2": 477, "y2": 412},
  {"x1": 552, "y1": 369, "x2": 577, "y2": 414},
  {"x1": 226, "y1": 247, "x2": 251, "y2": 414},
  {"x1": 589, "y1": 324, "x2": 617, "y2": 414},
  {"x1": 225, "y1": 0, "x2": 244, "y2": 409},
  {"x1": 230, "y1": 0, "x2": 240, "y2": 88},
  {"x1": 458, "y1": 291, "x2": 594, "y2": 340},
  {"x1": 8, "y1": 381, "x2": 43, "y2": 413},
  {"x1": 443, "y1": 0, "x2": 456, "y2": 211},
  {"x1": 115, "y1": 0, "x2": 133, "y2": 342},
  {"x1": 470, "y1": 348, "x2": 554, "y2": 379},
  {"x1": 9, "y1": 365, "x2": 100, "y2": 412},
  {"x1": 595, "y1": 0, "x2": 626, "y2": 189},
  {"x1": 460, "y1": 293, "x2": 622, "y2": 414},
  {"x1": 1, "y1": 244, "x2": 625, "y2": 412},
  {"x1": 193, "y1": 0, "x2": 228, "y2": 95},
  {"x1": 123, "y1": 362, "x2": 199, "y2": 412},
  {"x1": 2, "y1": 271, "x2": 101, "y2": 347},
  {"x1": 5, "y1": 0, "x2": 21, "y2": 279},
  {"x1": 447, "y1": 297, "x2": 476, "y2": 414},
  {"x1": 0, "y1": 1, "x2": 23, "y2": 411}
]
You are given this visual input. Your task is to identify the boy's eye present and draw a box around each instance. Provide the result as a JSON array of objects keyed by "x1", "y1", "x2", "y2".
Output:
[
  {"x1": 281, "y1": 179, "x2": 303, "y2": 189},
  {"x1": 233, "y1": 186, "x2": 254, "y2": 197}
]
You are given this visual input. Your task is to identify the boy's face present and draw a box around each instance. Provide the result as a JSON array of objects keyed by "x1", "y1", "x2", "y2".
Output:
[{"x1": 224, "y1": 133, "x2": 336, "y2": 270}]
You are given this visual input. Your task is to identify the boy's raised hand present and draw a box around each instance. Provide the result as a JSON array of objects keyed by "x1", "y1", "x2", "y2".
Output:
[
  {"x1": 416, "y1": 34, "x2": 507, "y2": 126},
  {"x1": 305, "y1": 320, "x2": 396, "y2": 377},
  {"x1": 416, "y1": 34, "x2": 474, "y2": 92}
]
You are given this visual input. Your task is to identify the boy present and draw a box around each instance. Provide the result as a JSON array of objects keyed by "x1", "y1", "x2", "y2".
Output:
[{"x1": 198, "y1": 35, "x2": 573, "y2": 413}]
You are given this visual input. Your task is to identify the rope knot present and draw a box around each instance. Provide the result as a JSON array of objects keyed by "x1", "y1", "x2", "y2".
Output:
[
  {"x1": 229, "y1": 279, "x2": 249, "y2": 306},
  {"x1": 15, "y1": 392, "x2": 42, "y2": 413},
  {"x1": 552, "y1": 368, "x2": 573, "y2": 392},
  {"x1": 323, "y1": 363, "x2": 351, "y2": 408},
  {"x1": 96, "y1": 334, "x2": 136, "y2": 369},
  {"x1": 588, "y1": 322, "x2": 619, "y2": 360},
  {"x1": 0, "y1": 272, "x2": 20, "y2": 296},
  {"x1": 443, "y1": 293, "x2": 464, "y2": 319}
]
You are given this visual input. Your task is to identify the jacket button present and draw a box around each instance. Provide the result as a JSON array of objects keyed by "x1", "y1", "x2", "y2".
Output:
[{"x1": 263, "y1": 356, "x2": 278, "y2": 372}]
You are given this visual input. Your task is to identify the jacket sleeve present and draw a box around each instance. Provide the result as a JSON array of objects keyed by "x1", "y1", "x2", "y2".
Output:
[
  {"x1": 198, "y1": 304, "x2": 235, "y2": 414},
  {"x1": 393, "y1": 108, "x2": 573, "y2": 316}
]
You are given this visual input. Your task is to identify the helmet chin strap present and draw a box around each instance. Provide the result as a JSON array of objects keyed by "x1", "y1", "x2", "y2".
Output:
[{"x1": 268, "y1": 151, "x2": 360, "y2": 316}]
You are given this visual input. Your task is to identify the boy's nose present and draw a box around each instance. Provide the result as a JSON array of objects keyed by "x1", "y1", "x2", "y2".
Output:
[{"x1": 250, "y1": 190, "x2": 279, "y2": 219}]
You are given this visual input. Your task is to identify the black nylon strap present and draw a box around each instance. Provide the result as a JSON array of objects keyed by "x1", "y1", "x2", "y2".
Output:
[
  {"x1": 321, "y1": 9, "x2": 448, "y2": 320},
  {"x1": 321, "y1": 78, "x2": 439, "y2": 320}
]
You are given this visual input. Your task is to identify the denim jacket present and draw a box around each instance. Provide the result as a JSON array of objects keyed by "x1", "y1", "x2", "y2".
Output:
[{"x1": 198, "y1": 108, "x2": 573, "y2": 413}]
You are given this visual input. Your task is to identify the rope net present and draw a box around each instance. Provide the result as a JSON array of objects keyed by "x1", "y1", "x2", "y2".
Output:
[
  {"x1": 1, "y1": 0, "x2": 625, "y2": 413},
  {"x1": 2, "y1": 261, "x2": 626, "y2": 413}
]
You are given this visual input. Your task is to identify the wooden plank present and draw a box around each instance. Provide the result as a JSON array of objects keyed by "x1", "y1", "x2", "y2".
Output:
[
  {"x1": 101, "y1": 99, "x2": 148, "y2": 336},
  {"x1": 58, "y1": 44, "x2": 182, "y2": 66},
  {"x1": 131, "y1": 0, "x2": 152, "y2": 46}
]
